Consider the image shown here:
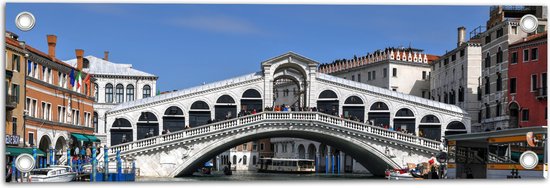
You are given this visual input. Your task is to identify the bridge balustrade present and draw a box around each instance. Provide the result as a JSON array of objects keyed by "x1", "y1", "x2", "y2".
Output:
[{"x1": 108, "y1": 111, "x2": 445, "y2": 156}]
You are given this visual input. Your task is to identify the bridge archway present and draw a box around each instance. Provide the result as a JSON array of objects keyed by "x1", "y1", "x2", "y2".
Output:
[
  {"x1": 343, "y1": 96, "x2": 365, "y2": 121},
  {"x1": 419, "y1": 115, "x2": 441, "y2": 141},
  {"x1": 137, "y1": 112, "x2": 159, "y2": 140},
  {"x1": 111, "y1": 118, "x2": 133, "y2": 145},
  {"x1": 368, "y1": 102, "x2": 390, "y2": 128},
  {"x1": 240, "y1": 89, "x2": 262, "y2": 113},
  {"x1": 189, "y1": 101, "x2": 211, "y2": 127},
  {"x1": 38, "y1": 135, "x2": 51, "y2": 164},
  {"x1": 272, "y1": 66, "x2": 307, "y2": 108},
  {"x1": 445, "y1": 121, "x2": 467, "y2": 136},
  {"x1": 307, "y1": 143, "x2": 316, "y2": 160},
  {"x1": 171, "y1": 127, "x2": 400, "y2": 177},
  {"x1": 163, "y1": 106, "x2": 185, "y2": 132},
  {"x1": 298, "y1": 144, "x2": 306, "y2": 159},
  {"x1": 317, "y1": 90, "x2": 339, "y2": 116},
  {"x1": 394, "y1": 108, "x2": 416, "y2": 134},
  {"x1": 215, "y1": 95, "x2": 237, "y2": 121}
]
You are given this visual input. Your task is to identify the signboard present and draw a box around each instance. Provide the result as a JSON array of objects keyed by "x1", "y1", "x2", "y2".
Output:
[{"x1": 6, "y1": 134, "x2": 20, "y2": 145}]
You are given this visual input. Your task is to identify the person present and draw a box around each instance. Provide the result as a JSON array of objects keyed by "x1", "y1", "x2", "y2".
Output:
[
  {"x1": 166, "y1": 129, "x2": 171, "y2": 134},
  {"x1": 86, "y1": 146, "x2": 92, "y2": 162},
  {"x1": 121, "y1": 135, "x2": 128, "y2": 143},
  {"x1": 252, "y1": 109, "x2": 257, "y2": 114},
  {"x1": 162, "y1": 129, "x2": 167, "y2": 135},
  {"x1": 80, "y1": 145, "x2": 86, "y2": 160},
  {"x1": 6, "y1": 162, "x2": 12, "y2": 182},
  {"x1": 74, "y1": 146, "x2": 80, "y2": 157}
]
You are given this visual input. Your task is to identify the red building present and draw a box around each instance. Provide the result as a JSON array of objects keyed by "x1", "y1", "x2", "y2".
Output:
[{"x1": 508, "y1": 32, "x2": 547, "y2": 128}]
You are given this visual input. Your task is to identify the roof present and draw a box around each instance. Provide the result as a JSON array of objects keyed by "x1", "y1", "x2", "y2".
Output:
[
  {"x1": 108, "y1": 71, "x2": 263, "y2": 113},
  {"x1": 316, "y1": 73, "x2": 468, "y2": 115},
  {"x1": 64, "y1": 56, "x2": 157, "y2": 77},
  {"x1": 510, "y1": 31, "x2": 547, "y2": 47}
]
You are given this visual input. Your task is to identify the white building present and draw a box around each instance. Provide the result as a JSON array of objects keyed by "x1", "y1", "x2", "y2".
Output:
[
  {"x1": 430, "y1": 27, "x2": 483, "y2": 132},
  {"x1": 65, "y1": 53, "x2": 158, "y2": 144},
  {"x1": 319, "y1": 47, "x2": 439, "y2": 98}
]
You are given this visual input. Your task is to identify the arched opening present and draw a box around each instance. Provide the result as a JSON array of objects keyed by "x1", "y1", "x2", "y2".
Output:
[
  {"x1": 243, "y1": 155, "x2": 247, "y2": 165},
  {"x1": 54, "y1": 136, "x2": 66, "y2": 164},
  {"x1": 394, "y1": 108, "x2": 416, "y2": 135},
  {"x1": 215, "y1": 95, "x2": 237, "y2": 121},
  {"x1": 111, "y1": 118, "x2": 133, "y2": 145},
  {"x1": 368, "y1": 102, "x2": 390, "y2": 128},
  {"x1": 163, "y1": 106, "x2": 185, "y2": 132},
  {"x1": 137, "y1": 112, "x2": 159, "y2": 140},
  {"x1": 343, "y1": 96, "x2": 364, "y2": 121},
  {"x1": 272, "y1": 63, "x2": 308, "y2": 109},
  {"x1": 317, "y1": 90, "x2": 339, "y2": 116},
  {"x1": 307, "y1": 144, "x2": 316, "y2": 160},
  {"x1": 509, "y1": 102, "x2": 520, "y2": 128},
  {"x1": 232, "y1": 155, "x2": 237, "y2": 164},
  {"x1": 298, "y1": 144, "x2": 306, "y2": 159},
  {"x1": 252, "y1": 155, "x2": 257, "y2": 165},
  {"x1": 240, "y1": 89, "x2": 262, "y2": 114},
  {"x1": 419, "y1": 115, "x2": 441, "y2": 141},
  {"x1": 189, "y1": 101, "x2": 211, "y2": 127},
  {"x1": 445, "y1": 121, "x2": 467, "y2": 136},
  {"x1": 38, "y1": 136, "x2": 51, "y2": 165}
]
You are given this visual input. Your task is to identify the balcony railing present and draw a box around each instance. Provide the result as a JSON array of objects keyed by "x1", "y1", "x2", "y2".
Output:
[
  {"x1": 6, "y1": 95, "x2": 18, "y2": 109},
  {"x1": 536, "y1": 87, "x2": 547, "y2": 99}
]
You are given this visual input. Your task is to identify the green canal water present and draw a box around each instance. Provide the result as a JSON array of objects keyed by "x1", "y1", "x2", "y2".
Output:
[{"x1": 137, "y1": 171, "x2": 381, "y2": 181}]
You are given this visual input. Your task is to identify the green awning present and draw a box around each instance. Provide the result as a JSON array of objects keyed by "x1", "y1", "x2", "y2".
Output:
[
  {"x1": 85, "y1": 135, "x2": 101, "y2": 142},
  {"x1": 6, "y1": 147, "x2": 46, "y2": 157},
  {"x1": 71, "y1": 133, "x2": 90, "y2": 142}
]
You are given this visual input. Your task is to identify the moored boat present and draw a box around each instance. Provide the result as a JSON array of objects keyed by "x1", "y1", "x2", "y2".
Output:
[
  {"x1": 257, "y1": 158, "x2": 315, "y2": 174},
  {"x1": 29, "y1": 165, "x2": 76, "y2": 182}
]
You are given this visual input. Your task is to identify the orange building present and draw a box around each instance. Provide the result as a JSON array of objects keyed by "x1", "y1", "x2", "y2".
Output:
[{"x1": 24, "y1": 34, "x2": 97, "y2": 165}]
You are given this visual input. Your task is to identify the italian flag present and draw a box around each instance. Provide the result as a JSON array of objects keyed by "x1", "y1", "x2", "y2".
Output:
[{"x1": 76, "y1": 71, "x2": 82, "y2": 91}]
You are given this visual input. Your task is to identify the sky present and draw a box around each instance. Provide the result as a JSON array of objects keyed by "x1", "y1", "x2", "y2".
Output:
[{"x1": 5, "y1": 3, "x2": 489, "y2": 91}]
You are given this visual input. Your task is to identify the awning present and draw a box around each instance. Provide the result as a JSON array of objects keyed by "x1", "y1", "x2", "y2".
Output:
[
  {"x1": 85, "y1": 135, "x2": 101, "y2": 142},
  {"x1": 6, "y1": 147, "x2": 46, "y2": 157},
  {"x1": 71, "y1": 133, "x2": 90, "y2": 142}
]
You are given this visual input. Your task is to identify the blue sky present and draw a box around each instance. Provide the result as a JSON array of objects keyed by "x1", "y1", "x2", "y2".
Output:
[{"x1": 6, "y1": 4, "x2": 488, "y2": 91}]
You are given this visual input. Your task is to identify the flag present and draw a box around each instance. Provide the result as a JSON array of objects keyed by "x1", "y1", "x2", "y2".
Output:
[
  {"x1": 69, "y1": 69, "x2": 75, "y2": 87},
  {"x1": 76, "y1": 71, "x2": 82, "y2": 90},
  {"x1": 83, "y1": 73, "x2": 92, "y2": 95},
  {"x1": 27, "y1": 60, "x2": 32, "y2": 75}
]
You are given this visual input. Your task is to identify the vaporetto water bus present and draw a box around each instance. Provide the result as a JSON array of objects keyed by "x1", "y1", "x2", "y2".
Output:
[{"x1": 257, "y1": 158, "x2": 315, "y2": 174}]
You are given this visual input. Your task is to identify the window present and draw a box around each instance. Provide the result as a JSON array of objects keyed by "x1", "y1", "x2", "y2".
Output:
[
  {"x1": 532, "y1": 74, "x2": 538, "y2": 91},
  {"x1": 510, "y1": 78, "x2": 517, "y2": 94},
  {"x1": 33, "y1": 63, "x2": 38, "y2": 78},
  {"x1": 485, "y1": 103, "x2": 491, "y2": 119},
  {"x1": 458, "y1": 87, "x2": 464, "y2": 102},
  {"x1": 72, "y1": 109, "x2": 80, "y2": 125},
  {"x1": 28, "y1": 132, "x2": 34, "y2": 146},
  {"x1": 372, "y1": 71, "x2": 376, "y2": 80},
  {"x1": 368, "y1": 72, "x2": 371, "y2": 80},
  {"x1": 485, "y1": 76, "x2": 490, "y2": 94},
  {"x1": 84, "y1": 112, "x2": 91, "y2": 127},
  {"x1": 11, "y1": 84, "x2": 19, "y2": 103},
  {"x1": 451, "y1": 54, "x2": 456, "y2": 61},
  {"x1": 477, "y1": 87, "x2": 482, "y2": 100},
  {"x1": 496, "y1": 100, "x2": 501, "y2": 116},
  {"x1": 357, "y1": 74, "x2": 361, "y2": 82},
  {"x1": 116, "y1": 84, "x2": 124, "y2": 103},
  {"x1": 522, "y1": 109, "x2": 529, "y2": 121},
  {"x1": 511, "y1": 26, "x2": 518, "y2": 34},
  {"x1": 57, "y1": 106, "x2": 66, "y2": 123},
  {"x1": 523, "y1": 49, "x2": 529, "y2": 62},
  {"x1": 392, "y1": 68, "x2": 397, "y2": 77},
  {"x1": 460, "y1": 49, "x2": 465, "y2": 57},
  {"x1": 243, "y1": 155, "x2": 247, "y2": 165},
  {"x1": 58, "y1": 72, "x2": 63, "y2": 86},
  {"x1": 444, "y1": 58, "x2": 449, "y2": 65},
  {"x1": 94, "y1": 83, "x2": 99, "y2": 102},
  {"x1": 422, "y1": 71, "x2": 427, "y2": 80},
  {"x1": 126, "y1": 84, "x2": 134, "y2": 101},
  {"x1": 511, "y1": 52, "x2": 518, "y2": 64},
  {"x1": 351, "y1": 75, "x2": 355, "y2": 81},
  {"x1": 143, "y1": 85, "x2": 151, "y2": 98},
  {"x1": 41, "y1": 102, "x2": 51, "y2": 121},
  {"x1": 260, "y1": 143, "x2": 265, "y2": 151},
  {"x1": 422, "y1": 91, "x2": 426, "y2": 98},
  {"x1": 485, "y1": 34, "x2": 491, "y2": 44},
  {"x1": 478, "y1": 111, "x2": 482, "y2": 123},
  {"x1": 253, "y1": 143, "x2": 258, "y2": 151},
  {"x1": 93, "y1": 112, "x2": 98, "y2": 133},
  {"x1": 496, "y1": 73, "x2": 502, "y2": 91},
  {"x1": 105, "y1": 84, "x2": 113, "y2": 103},
  {"x1": 11, "y1": 117, "x2": 17, "y2": 135},
  {"x1": 532, "y1": 48, "x2": 538, "y2": 60},
  {"x1": 496, "y1": 47, "x2": 503, "y2": 63},
  {"x1": 12, "y1": 55, "x2": 20, "y2": 72},
  {"x1": 485, "y1": 53, "x2": 491, "y2": 68},
  {"x1": 496, "y1": 28, "x2": 504, "y2": 38},
  {"x1": 242, "y1": 143, "x2": 247, "y2": 151},
  {"x1": 383, "y1": 68, "x2": 387, "y2": 78}
]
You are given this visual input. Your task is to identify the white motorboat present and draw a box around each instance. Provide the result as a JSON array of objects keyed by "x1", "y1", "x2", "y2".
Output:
[{"x1": 29, "y1": 165, "x2": 76, "y2": 182}]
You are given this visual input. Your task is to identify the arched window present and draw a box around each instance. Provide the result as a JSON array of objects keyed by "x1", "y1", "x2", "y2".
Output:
[
  {"x1": 232, "y1": 155, "x2": 237, "y2": 164},
  {"x1": 93, "y1": 111, "x2": 98, "y2": 133},
  {"x1": 105, "y1": 84, "x2": 113, "y2": 103},
  {"x1": 370, "y1": 102, "x2": 389, "y2": 110},
  {"x1": 497, "y1": 47, "x2": 503, "y2": 63},
  {"x1": 485, "y1": 52, "x2": 491, "y2": 68},
  {"x1": 252, "y1": 156, "x2": 257, "y2": 165},
  {"x1": 496, "y1": 73, "x2": 502, "y2": 91},
  {"x1": 458, "y1": 87, "x2": 465, "y2": 102},
  {"x1": 242, "y1": 89, "x2": 261, "y2": 98},
  {"x1": 216, "y1": 95, "x2": 235, "y2": 103},
  {"x1": 396, "y1": 108, "x2": 414, "y2": 117},
  {"x1": 116, "y1": 84, "x2": 124, "y2": 103},
  {"x1": 143, "y1": 85, "x2": 151, "y2": 98},
  {"x1": 421, "y1": 115, "x2": 440, "y2": 123},
  {"x1": 191, "y1": 101, "x2": 209, "y2": 109},
  {"x1": 318, "y1": 90, "x2": 338, "y2": 99},
  {"x1": 344, "y1": 96, "x2": 363, "y2": 104},
  {"x1": 94, "y1": 83, "x2": 98, "y2": 102},
  {"x1": 243, "y1": 155, "x2": 247, "y2": 165},
  {"x1": 126, "y1": 84, "x2": 134, "y2": 101}
]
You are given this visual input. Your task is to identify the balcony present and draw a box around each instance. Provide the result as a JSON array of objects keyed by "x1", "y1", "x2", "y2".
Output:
[
  {"x1": 6, "y1": 95, "x2": 18, "y2": 110},
  {"x1": 536, "y1": 87, "x2": 547, "y2": 100}
]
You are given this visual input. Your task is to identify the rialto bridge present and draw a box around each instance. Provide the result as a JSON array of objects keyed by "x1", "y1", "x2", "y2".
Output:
[{"x1": 103, "y1": 52, "x2": 471, "y2": 177}]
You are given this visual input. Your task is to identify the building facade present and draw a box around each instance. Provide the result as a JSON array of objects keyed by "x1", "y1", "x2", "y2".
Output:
[
  {"x1": 65, "y1": 54, "x2": 158, "y2": 144},
  {"x1": 5, "y1": 32, "x2": 26, "y2": 148},
  {"x1": 507, "y1": 32, "x2": 547, "y2": 128},
  {"x1": 318, "y1": 47, "x2": 439, "y2": 98},
  {"x1": 220, "y1": 138, "x2": 273, "y2": 171},
  {"x1": 479, "y1": 6, "x2": 547, "y2": 131},
  {"x1": 430, "y1": 27, "x2": 483, "y2": 132},
  {"x1": 24, "y1": 34, "x2": 97, "y2": 165}
]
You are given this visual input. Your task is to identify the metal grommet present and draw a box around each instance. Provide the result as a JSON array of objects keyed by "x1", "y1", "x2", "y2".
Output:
[
  {"x1": 520, "y1": 14, "x2": 538, "y2": 33},
  {"x1": 15, "y1": 153, "x2": 36, "y2": 173},
  {"x1": 15, "y1": 11, "x2": 36, "y2": 32},
  {"x1": 519, "y1": 150, "x2": 539, "y2": 169}
]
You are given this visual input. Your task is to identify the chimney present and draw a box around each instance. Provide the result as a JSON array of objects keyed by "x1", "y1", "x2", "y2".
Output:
[
  {"x1": 457, "y1": 26, "x2": 466, "y2": 47},
  {"x1": 75, "y1": 49, "x2": 84, "y2": 71},
  {"x1": 104, "y1": 51, "x2": 109, "y2": 61},
  {"x1": 47, "y1": 35, "x2": 57, "y2": 59}
]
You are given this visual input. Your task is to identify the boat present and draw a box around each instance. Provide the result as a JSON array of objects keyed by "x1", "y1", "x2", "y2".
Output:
[
  {"x1": 257, "y1": 158, "x2": 315, "y2": 174},
  {"x1": 385, "y1": 168, "x2": 416, "y2": 180},
  {"x1": 29, "y1": 165, "x2": 76, "y2": 182}
]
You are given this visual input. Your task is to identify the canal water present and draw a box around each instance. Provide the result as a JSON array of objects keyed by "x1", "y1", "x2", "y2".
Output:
[{"x1": 137, "y1": 171, "x2": 381, "y2": 181}]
